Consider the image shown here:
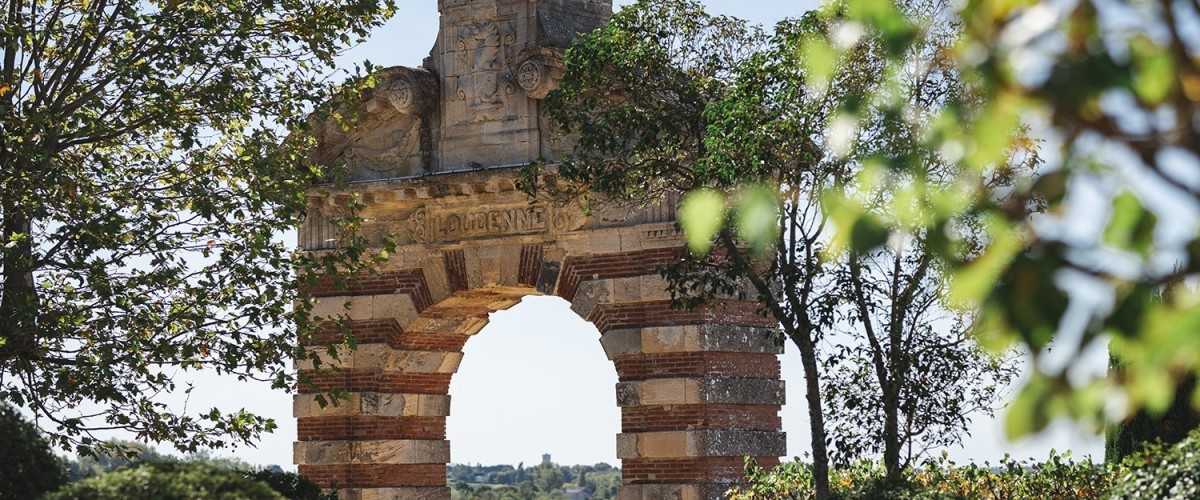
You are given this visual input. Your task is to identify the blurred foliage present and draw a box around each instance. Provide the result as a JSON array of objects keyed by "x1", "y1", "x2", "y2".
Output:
[
  {"x1": 1105, "y1": 357, "x2": 1200, "y2": 463},
  {"x1": 1110, "y1": 426, "x2": 1200, "y2": 498},
  {"x1": 543, "y1": 0, "x2": 1026, "y2": 494},
  {"x1": 42, "y1": 462, "x2": 283, "y2": 500},
  {"x1": 0, "y1": 403, "x2": 67, "y2": 500},
  {"x1": 667, "y1": 0, "x2": 1200, "y2": 437},
  {"x1": 0, "y1": 0, "x2": 398, "y2": 455}
]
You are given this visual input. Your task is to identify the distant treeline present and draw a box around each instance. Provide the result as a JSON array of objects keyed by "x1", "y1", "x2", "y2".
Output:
[{"x1": 449, "y1": 461, "x2": 620, "y2": 500}]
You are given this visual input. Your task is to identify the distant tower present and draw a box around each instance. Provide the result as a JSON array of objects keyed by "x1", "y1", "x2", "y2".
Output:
[{"x1": 542, "y1": 453, "x2": 551, "y2": 465}]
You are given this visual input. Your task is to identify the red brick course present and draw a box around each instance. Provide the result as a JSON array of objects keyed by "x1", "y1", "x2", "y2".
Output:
[
  {"x1": 298, "y1": 370, "x2": 452, "y2": 395},
  {"x1": 557, "y1": 248, "x2": 683, "y2": 301},
  {"x1": 589, "y1": 300, "x2": 776, "y2": 333},
  {"x1": 297, "y1": 416, "x2": 446, "y2": 441},
  {"x1": 622, "y1": 456, "x2": 780, "y2": 484},
  {"x1": 309, "y1": 319, "x2": 402, "y2": 346},
  {"x1": 299, "y1": 463, "x2": 446, "y2": 488},
  {"x1": 443, "y1": 250, "x2": 468, "y2": 292},
  {"x1": 621, "y1": 404, "x2": 782, "y2": 433},
  {"x1": 518, "y1": 243, "x2": 543, "y2": 287},
  {"x1": 306, "y1": 269, "x2": 433, "y2": 311},
  {"x1": 614, "y1": 352, "x2": 780, "y2": 382},
  {"x1": 394, "y1": 332, "x2": 469, "y2": 351}
]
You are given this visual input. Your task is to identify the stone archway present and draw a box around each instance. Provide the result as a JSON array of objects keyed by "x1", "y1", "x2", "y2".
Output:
[{"x1": 296, "y1": 2, "x2": 786, "y2": 498}]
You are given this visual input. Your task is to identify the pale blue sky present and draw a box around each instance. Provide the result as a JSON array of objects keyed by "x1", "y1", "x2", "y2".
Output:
[{"x1": 148, "y1": 0, "x2": 1106, "y2": 470}]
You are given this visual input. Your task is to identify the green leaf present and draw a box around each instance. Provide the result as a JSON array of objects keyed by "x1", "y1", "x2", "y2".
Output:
[
  {"x1": 1103, "y1": 191, "x2": 1157, "y2": 256},
  {"x1": 1129, "y1": 36, "x2": 1175, "y2": 105},
  {"x1": 735, "y1": 186, "x2": 780, "y2": 255},
  {"x1": 678, "y1": 189, "x2": 727, "y2": 255}
]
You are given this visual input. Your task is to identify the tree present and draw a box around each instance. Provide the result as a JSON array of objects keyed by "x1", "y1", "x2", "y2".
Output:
[
  {"x1": 814, "y1": 0, "x2": 1024, "y2": 480},
  {"x1": 43, "y1": 462, "x2": 284, "y2": 500},
  {"x1": 531, "y1": 461, "x2": 565, "y2": 493},
  {"x1": 539, "y1": 0, "x2": 1022, "y2": 492},
  {"x1": 0, "y1": 403, "x2": 66, "y2": 499},
  {"x1": 0, "y1": 0, "x2": 394, "y2": 454},
  {"x1": 793, "y1": 0, "x2": 1200, "y2": 437}
]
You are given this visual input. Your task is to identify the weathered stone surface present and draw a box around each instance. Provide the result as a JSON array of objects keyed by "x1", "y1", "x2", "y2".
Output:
[
  {"x1": 293, "y1": 393, "x2": 451, "y2": 418},
  {"x1": 616, "y1": 377, "x2": 785, "y2": 407},
  {"x1": 298, "y1": 346, "x2": 463, "y2": 373},
  {"x1": 601, "y1": 325, "x2": 783, "y2": 359},
  {"x1": 294, "y1": 439, "x2": 450, "y2": 465},
  {"x1": 616, "y1": 430, "x2": 786, "y2": 459}
]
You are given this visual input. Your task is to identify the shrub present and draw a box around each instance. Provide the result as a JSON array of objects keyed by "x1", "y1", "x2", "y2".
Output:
[
  {"x1": 1110, "y1": 426, "x2": 1200, "y2": 498},
  {"x1": 0, "y1": 403, "x2": 67, "y2": 499},
  {"x1": 728, "y1": 452, "x2": 1114, "y2": 499},
  {"x1": 242, "y1": 469, "x2": 336, "y2": 500},
  {"x1": 42, "y1": 462, "x2": 284, "y2": 500}
]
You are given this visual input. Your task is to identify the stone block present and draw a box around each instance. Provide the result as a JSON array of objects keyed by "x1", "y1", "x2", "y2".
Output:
[
  {"x1": 639, "y1": 379, "x2": 695, "y2": 405},
  {"x1": 309, "y1": 296, "x2": 350, "y2": 318},
  {"x1": 699, "y1": 377, "x2": 786, "y2": 405},
  {"x1": 600, "y1": 328, "x2": 643, "y2": 359},
  {"x1": 370, "y1": 294, "x2": 419, "y2": 327},
  {"x1": 294, "y1": 394, "x2": 357, "y2": 418},
  {"x1": 616, "y1": 377, "x2": 785, "y2": 407},
  {"x1": 570, "y1": 279, "x2": 612, "y2": 319},
  {"x1": 295, "y1": 440, "x2": 449, "y2": 465},
  {"x1": 353, "y1": 439, "x2": 450, "y2": 464},
  {"x1": 697, "y1": 324, "x2": 783, "y2": 355},
  {"x1": 294, "y1": 440, "x2": 351, "y2": 465},
  {"x1": 686, "y1": 429, "x2": 787, "y2": 457}
]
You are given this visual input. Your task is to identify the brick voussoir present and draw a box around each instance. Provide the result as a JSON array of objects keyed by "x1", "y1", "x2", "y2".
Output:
[
  {"x1": 557, "y1": 247, "x2": 683, "y2": 301},
  {"x1": 306, "y1": 269, "x2": 434, "y2": 311}
]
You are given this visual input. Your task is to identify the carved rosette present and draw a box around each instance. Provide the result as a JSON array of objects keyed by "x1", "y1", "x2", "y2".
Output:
[
  {"x1": 514, "y1": 48, "x2": 565, "y2": 100},
  {"x1": 376, "y1": 67, "x2": 439, "y2": 115}
]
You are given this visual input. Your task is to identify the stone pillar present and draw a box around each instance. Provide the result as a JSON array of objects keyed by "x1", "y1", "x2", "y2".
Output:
[
  {"x1": 601, "y1": 321, "x2": 786, "y2": 499},
  {"x1": 296, "y1": 283, "x2": 530, "y2": 500}
]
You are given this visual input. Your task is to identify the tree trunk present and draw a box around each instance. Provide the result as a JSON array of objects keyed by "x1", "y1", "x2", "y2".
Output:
[
  {"x1": 0, "y1": 204, "x2": 36, "y2": 361},
  {"x1": 796, "y1": 332, "x2": 831, "y2": 498},
  {"x1": 882, "y1": 381, "x2": 902, "y2": 482}
]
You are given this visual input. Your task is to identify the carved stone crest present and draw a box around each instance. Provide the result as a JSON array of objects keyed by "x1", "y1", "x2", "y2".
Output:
[{"x1": 456, "y1": 21, "x2": 516, "y2": 121}]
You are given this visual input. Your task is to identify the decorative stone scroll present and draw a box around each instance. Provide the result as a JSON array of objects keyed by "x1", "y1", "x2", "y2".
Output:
[
  {"x1": 514, "y1": 47, "x2": 565, "y2": 100},
  {"x1": 369, "y1": 66, "x2": 439, "y2": 116}
]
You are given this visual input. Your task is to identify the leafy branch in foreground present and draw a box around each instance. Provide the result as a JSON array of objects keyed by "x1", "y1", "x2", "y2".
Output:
[{"x1": 0, "y1": 0, "x2": 395, "y2": 455}]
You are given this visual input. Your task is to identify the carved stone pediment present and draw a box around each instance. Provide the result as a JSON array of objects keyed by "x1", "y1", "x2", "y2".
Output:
[
  {"x1": 312, "y1": 67, "x2": 438, "y2": 181},
  {"x1": 309, "y1": 0, "x2": 611, "y2": 179}
]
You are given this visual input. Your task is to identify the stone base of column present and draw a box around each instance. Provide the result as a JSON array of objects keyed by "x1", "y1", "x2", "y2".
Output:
[{"x1": 338, "y1": 487, "x2": 450, "y2": 500}]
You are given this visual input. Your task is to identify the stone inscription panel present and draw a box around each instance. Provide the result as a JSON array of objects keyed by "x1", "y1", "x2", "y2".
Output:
[{"x1": 406, "y1": 204, "x2": 580, "y2": 243}]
